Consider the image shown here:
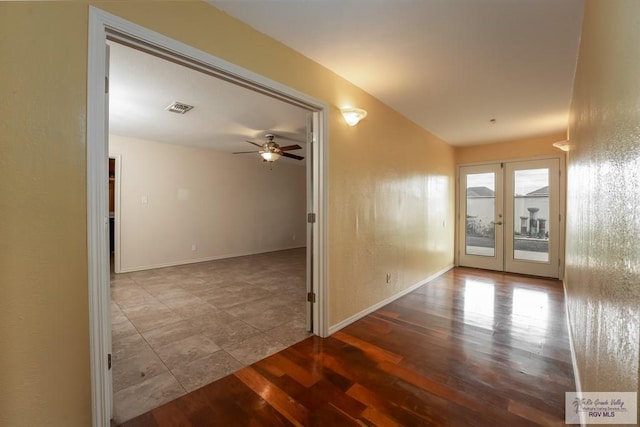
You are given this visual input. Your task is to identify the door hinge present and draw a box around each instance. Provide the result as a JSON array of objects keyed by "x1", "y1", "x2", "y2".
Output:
[
  {"x1": 105, "y1": 76, "x2": 109, "y2": 94},
  {"x1": 307, "y1": 213, "x2": 316, "y2": 223},
  {"x1": 307, "y1": 292, "x2": 316, "y2": 303},
  {"x1": 107, "y1": 353, "x2": 112, "y2": 370},
  {"x1": 559, "y1": 213, "x2": 562, "y2": 222}
]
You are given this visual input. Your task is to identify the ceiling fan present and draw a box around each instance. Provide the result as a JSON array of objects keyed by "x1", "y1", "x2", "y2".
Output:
[{"x1": 233, "y1": 134, "x2": 304, "y2": 162}]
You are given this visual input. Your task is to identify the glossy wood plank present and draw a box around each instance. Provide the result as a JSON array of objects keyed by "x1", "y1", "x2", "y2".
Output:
[
  {"x1": 258, "y1": 352, "x2": 321, "y2": 388},
  {"x1": 120, "y1": 267, "x2": 575, "y2": 426},
  {"x1": 234, "y1": 366, "x2": 308, "y2": 426},
  {"x1": 332, "y1": 331, "x2": 404, "y2": 364}
]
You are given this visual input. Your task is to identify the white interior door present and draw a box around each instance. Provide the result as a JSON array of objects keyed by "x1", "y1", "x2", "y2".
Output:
[
  {"x1": 458, "y1": 158, "x2": 560, "y2": 278},
  {"x1": 458, "y1": 164, "x2": 504, "y2": 271}
]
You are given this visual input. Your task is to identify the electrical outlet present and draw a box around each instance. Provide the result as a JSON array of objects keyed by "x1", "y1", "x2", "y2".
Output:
[
  {"x1": 191, "y1": 244, "x2": 197, "y2": 251},
  {"x1": 292, "y1": 234, "x2": 296, "y2": 241}
]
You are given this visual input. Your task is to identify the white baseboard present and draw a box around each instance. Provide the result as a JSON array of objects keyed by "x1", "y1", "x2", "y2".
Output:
[
  {"x1": 563, "y1": 279, "x2": 586, "y2": 427},
  {"x1": 328, "y1": 264, "x2": 454, "y2": 335},
  {"x1": 117, "y1": 245, "x2": 306, "y2": 273}
]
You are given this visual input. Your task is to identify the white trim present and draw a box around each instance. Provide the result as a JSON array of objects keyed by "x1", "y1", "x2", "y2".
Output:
[
  {"x1": 455, "y1": 153, "x2": 566, "y2": 279},
  {"x1": 457, "y1": 153, "x2": 565, "y2": 167},
  {"x1": 97, "y1": 11, "x2": 322, "y2": 112},
  {"x1": 313, "y1": 109, "x2": 329, "y2": 337},
  {"x1": 563, "y1": 280, "x2": 586, "y2": 427},
  {"x1": 457, "y1": 163, "x2": 504, "y2": 271},
  {"x1": 327, "y1": 265, "x2": 453, "y2": 335},
  {"x1": 87, "y1": 10, "x2": 112, "y2": 427},
  {"x1": 116, "y1": 246, "x2": 307, "y2": 274},
  {"x1": 87, "y1": 6, "x2": 328, "y2": 426},
  {"x1": 504, "y1": 158, "x2": 560, "y2": 278},
  {"x1": 305, "y1": 114, "x2": 314, "y2": 332}
]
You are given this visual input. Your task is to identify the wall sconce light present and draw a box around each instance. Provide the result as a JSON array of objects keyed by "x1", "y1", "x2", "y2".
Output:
[
  {"x1": 552, "y1": 140, "x2": 572, "y2": 151},
  {"x1": 341, "y1": 107, "x2": 367, "y2": 126}
]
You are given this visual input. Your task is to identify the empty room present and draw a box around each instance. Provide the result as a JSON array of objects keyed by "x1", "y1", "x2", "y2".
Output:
[{"x1": 107, "y1": 41, "x2": 316, "y2": 422}]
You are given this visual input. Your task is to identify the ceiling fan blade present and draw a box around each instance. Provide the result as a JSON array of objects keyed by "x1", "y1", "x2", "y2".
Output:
[
  {"x1": 279, "y1": 144, "x2": 302, "y2": 152},
  {"x1": 233, "y1": 150, "x2": 260, "y2": 154},
  {"x1": 245, "y1": 140, "x2": 264, "y2": 148},
  {"x1": 271, "y1": 133, "x2": 305, "y2": 144},
  {"x1": 282, "y1": 152, "x2": 304, "y2": 161}
]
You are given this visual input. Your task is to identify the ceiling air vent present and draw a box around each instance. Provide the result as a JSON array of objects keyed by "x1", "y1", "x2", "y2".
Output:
[{"x1": 165, "y1": 101, "x2": 194, "y2": 114}]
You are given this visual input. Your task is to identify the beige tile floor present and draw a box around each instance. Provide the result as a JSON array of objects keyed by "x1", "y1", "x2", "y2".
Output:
[{"x1": 110, "y1": 248, "x2": 310, "y2": 424}]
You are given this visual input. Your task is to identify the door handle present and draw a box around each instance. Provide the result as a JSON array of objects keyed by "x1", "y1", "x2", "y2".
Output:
[{"x1": 494, "y1": 221, "x2": 503, "y2": 225}]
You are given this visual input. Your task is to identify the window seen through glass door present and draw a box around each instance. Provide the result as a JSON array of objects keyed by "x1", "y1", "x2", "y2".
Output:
[
  {"x1": 512, "y1": 168, "x2": 549, "y2": 262},
  {"x1": 465, "y1": 172, "x2": 496, "y2": 257}
]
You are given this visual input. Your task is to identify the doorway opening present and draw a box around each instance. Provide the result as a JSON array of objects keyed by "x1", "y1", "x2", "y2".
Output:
[
  {"x1": 88, "y1": 7, "x2": 328, "y2": 426},
  {"x1": 107, "y1": 38, "x2": 315, "y2": 422},
  {"x1": 457, "y1": 157, "x2": 564, "y2": 278}
]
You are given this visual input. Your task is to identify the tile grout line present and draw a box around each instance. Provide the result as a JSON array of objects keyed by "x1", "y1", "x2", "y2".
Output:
[
  {"x1": 111, "y1": 248, "x2": 308, "y2": 421},
  {"x1": 112, "y1": 300, "x2": 188, "y2": 397}
]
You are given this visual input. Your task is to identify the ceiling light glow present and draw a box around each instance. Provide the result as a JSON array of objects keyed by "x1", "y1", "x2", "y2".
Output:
[
  {"x1": 260, "y1": 151, "x2": 281, "y2": 162},
  {"x1": 341, "y1": 107, "x2": 367, "y2": 126}
]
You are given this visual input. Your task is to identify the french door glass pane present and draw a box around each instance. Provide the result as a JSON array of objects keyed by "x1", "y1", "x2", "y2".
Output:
[
  {"x1": 466, "y1": 172, "x2": 495, "y2": 256},
  {"x1": 513, "y1": 168, "x2": 549, "y2": 262}
]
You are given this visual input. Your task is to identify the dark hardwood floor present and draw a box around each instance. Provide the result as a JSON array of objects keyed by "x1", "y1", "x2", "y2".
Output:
[{"x1": 120, "y1": 267, "x2": 575, "y2": 426}]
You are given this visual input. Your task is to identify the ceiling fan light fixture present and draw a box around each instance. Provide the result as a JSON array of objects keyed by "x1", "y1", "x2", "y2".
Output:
[
  {"x1": 261, "y1": 151, "x2": 281, "y2": 162},
  {"x1": 341, "y1": 107, "x2": 367, "y2": 126}
]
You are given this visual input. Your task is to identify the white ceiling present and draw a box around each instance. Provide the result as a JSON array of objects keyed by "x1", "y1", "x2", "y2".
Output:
[
  {"x1": 109, "y1": 0, "x2": 585, "y2": 156},
  {"x1": 108, "y1": 41, "x2": 310, "y2": 164},
  {"x1": 208, "y1": 0, "x2": 585, "y2": 146}
]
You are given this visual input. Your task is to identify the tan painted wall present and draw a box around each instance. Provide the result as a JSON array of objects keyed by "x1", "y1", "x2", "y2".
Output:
[
  {"x1": 109, "y1": 135, "x2": 307, "y2": 272},
  {"x1": 330, "y1": 107, "x2": 455, "y2": 325},
  {"x1": 0, "y1": 3, "x2": 92, "y2": 426},
  {"x1": 455, "y1": 132, "x2": 566, "y2": 165},
  {"x1": 565, "y1": 0, "x2": 640, "y2": 412},
  {"x1": 0, "y1": 1, "x2": 454, "y2": 424}
]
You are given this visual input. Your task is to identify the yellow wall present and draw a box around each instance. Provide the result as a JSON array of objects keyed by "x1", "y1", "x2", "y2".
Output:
[
  {"x1": 455, "y1": 132, "x2": 566, "y2": 164},
  {"x1": 0, "y1": 1, "x2": 454, "y2": 424},
  {"x1": 565, "y1": 0, "x2": 639, "y2": 409},
  {"x1": 0, "y1": 3, "x2": 92, "y2": 425}
]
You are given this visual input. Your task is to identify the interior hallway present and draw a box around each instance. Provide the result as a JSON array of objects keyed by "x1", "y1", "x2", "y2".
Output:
[
  {"x1": 110, "y1": 248, "x2": 310, "y2": 423},
  {"x1": 119, "y1": 267, "x2": 575, "y2": 426}
]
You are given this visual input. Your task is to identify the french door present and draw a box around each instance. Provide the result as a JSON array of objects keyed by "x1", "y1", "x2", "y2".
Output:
[{"x1": 458, "y1": 158, "x2": 561, "y2": 278}]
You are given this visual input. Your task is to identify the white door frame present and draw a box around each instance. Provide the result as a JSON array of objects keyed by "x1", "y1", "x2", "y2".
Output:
[
  {"x1": 87, "y1": 7, "x2": 329, "y2": 426},
  {"x1": 458, "y1": 163, "x2": 505, "y2": 271},
  {"x1": 504, "y1": 158, "x2": 561, "y2": 277},
  {"x1": 456, "y1": 154, "x2": 565, "y2": 278}
]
